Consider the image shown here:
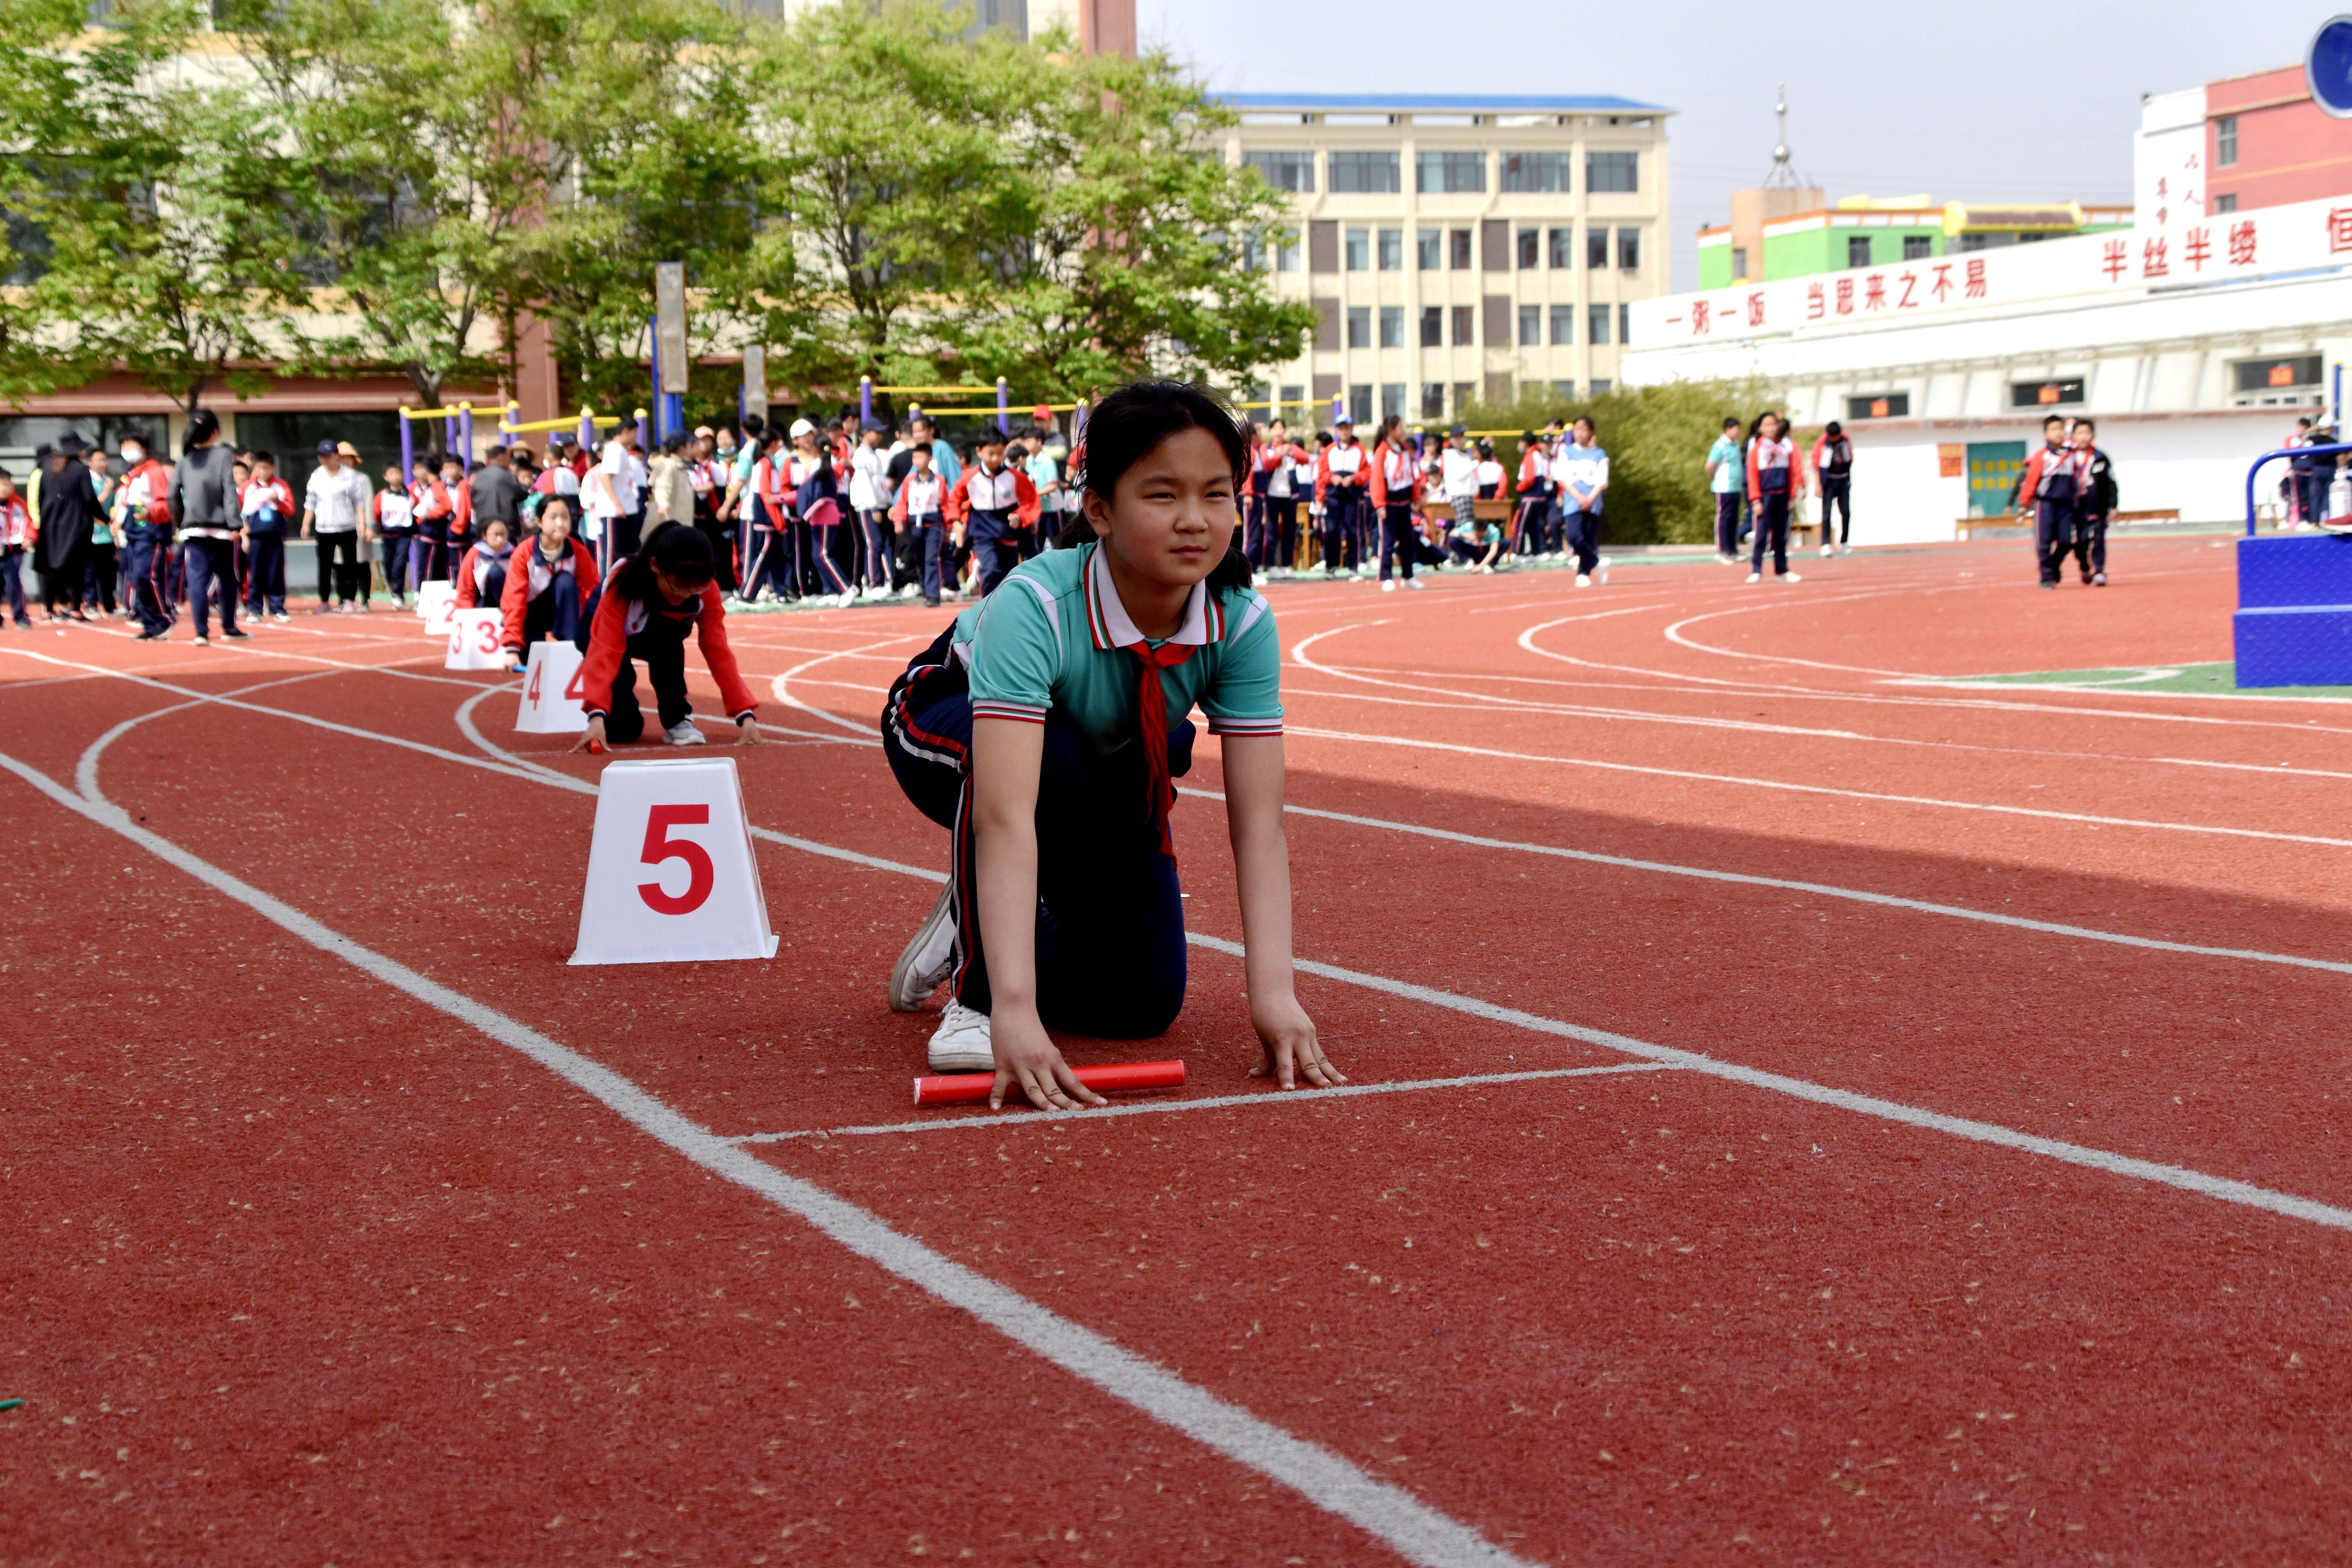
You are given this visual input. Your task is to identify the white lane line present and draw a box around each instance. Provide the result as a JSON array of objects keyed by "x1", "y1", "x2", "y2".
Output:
[
  {"x1": 54, "y1": 661, "x2": 2352, "y2": 1234},
  {"x1": 12, "y1": 741, "x2": 1532, "y2": 1568},
  {"x1": 1279, "y1": 722, "x2": 2352, "y2": 850},
  {"x1": 1182, "y1": 936, "x2": 2352, "y2": 1234},
  {"x1": 770, "y1": 635, "x2": 908, "y2": 737},
  {"x1": 1661, "y1": 592, "x2": 1924, "y2": 679},
  {"x1": 730, "y1": 1063, "x2": 1680, "y2": 1143},
  {"x1": 75, "y1": 669, "x2": 342, "y2": 800},
  {"x1": 1173, "y1": 783, "x2": 2352, "y2": 978},
  {"x1": 1514, "y1": 617, "x2": 2352, "y2": 737}
]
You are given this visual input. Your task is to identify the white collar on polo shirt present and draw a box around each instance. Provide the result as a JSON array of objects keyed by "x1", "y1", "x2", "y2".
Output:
[{"x1": 1084, "y1": 541, "x2": 1218, "y2": 650}]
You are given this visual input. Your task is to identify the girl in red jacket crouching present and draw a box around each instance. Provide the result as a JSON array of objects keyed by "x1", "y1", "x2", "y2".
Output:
[{"x1": 571, "y1": 521, "x2": 763, "y2": 750}]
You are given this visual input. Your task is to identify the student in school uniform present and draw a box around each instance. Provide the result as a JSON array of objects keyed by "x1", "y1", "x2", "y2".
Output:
[
  {"x1": 1512, "y1": 430, "x2": 1553, "y2": 559},
  {"x1": 438, "y1": 452, "x2": 474, "y2": 567},
  {"x1": 1447, "y1": 510, "x2": 1506, "y2": 572},
  {"x1": 570, "y1": 521, "x2": 763, "y2": 751},
  {"x1": 2015, "y1": 414, "x2": 2087, "y2": 589},
  {"x1": 1314, "y1": 416, "x2": 1368, "y2": 577},
  {"x1": 879, "y1": 379, "x2": 1341, "y2": 1106},
  {"x1": 454, "y1": 516, "x2": 515, "y2": 613},
  {"x1": 501, "y1": 496, "x2": 598, "y2": 660},
  {"x1": 239, "y1": 451, "x2": 295, "y2": 622},
  {"x1": 739, "y1": 427, "x2": 794, "y2": 604},
  {"x1": 1744, "y1": 410, "x2": 1806, "y2": 584},
  {"x1": 1553, "y1": 416, "x2": 1612, "y2": 588},
  {"x1": 945, "y1": 428, "x2": 1042, "y2": 599},
  {"x1": 0, "y1": 466, "x2": 31, "y2": 628},
  {"x1": 1252, "y1": 418, "x2": 1305, "y2": 578},
  {"x1": 1474, "y1": 439, "x2": 1504, "y2": 500},
  {"x1": 787, "y1": 417, "x2": 856, "y2": 608},
  {"x1": 849, "y1": 420, "x2": 894, "y2": 598},
  {"x1": 1369, "y1": 417, "x2": 1425, "y2": 591},
  {"x1": 115, "y1": 432, "x2": 175, "y2": 639},
  {"x1": 1811, "y1": 420, "x2": 1854, "y2": 557},
  {"x1": 1706, "y1": 417, "x2": 1744, "y2": 563},
  {"x1": 2067, "y1": 418, "x2": 2115, "y2": 587},
  {"x1": 374, "y1": 466, "x2": 419, "y2": 608},
  {"x1": 887, "y1": 442, "x2": 951, "y2": 608}
]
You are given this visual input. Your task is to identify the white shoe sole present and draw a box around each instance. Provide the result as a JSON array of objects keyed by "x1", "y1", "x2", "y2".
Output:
[
  {"x1": 927, "y1": 1035, "x2": 995, "y2": 1074},
  {"x1": 889, "y1": 880, "x2": 958, "y2": 1012}
]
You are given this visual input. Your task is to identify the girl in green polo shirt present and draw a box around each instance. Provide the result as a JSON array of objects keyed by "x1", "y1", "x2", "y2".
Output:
[{"x1": 880, "y1": 381, "x2": 1344, "y2": 1112}]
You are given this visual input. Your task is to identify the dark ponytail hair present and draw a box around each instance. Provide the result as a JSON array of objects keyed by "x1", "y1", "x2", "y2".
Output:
[
  {"x1": 615, "y1": 519, "x2": 716, "y2": 603},
  {"x1": 1056, "y1": 380, "x2": 1253, "y2": 595}
]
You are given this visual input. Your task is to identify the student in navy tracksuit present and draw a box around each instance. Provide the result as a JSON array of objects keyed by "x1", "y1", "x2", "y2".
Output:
[
  {"x1": 2016, "y1": 415, "x2": 2088, "y2": 588},
  {"x1": 1314, "y1": 417, "x2": 1368, "y2": 575},
  {"x1": 946, "y1": 429, "x2": 1041, "y2": 597},
  {"x1": 238, "y1": 451, "x2": 295, "y2": 620},
  {"x1": 888, "y1": 445, "x2": 951, "y2": 606},
  {"x1": 2066, "y1": 419, "x2": 2115, "y2": 587},
  {"x1": 500, "y1": 497, "x2": 597, "y2": 661},
  {"x1": 1744, "y1": 411, "x2": 1805, "y2": 583}
]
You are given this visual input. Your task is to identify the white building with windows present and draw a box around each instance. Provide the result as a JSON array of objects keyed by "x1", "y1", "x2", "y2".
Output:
[
  {"x1": 1213, "y1": 93, "x2": 1673, "y2": 426},
  {"x1": 1623, "y1": 85, "x2": 2352, "y2": 539}
]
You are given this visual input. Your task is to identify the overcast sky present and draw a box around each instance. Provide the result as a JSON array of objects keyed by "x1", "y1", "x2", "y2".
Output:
[{"x1": 1140, "y1": 0, "x2": 2330, "y2": 292}]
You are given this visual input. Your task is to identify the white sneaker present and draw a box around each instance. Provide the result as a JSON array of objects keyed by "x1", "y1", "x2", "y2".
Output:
[
  {"x1": 897, "y1": 583, "x2": 919, "y2": 599},
  {"x1": 191, "y1": 634, "x2": 210, "y2": 646},
  {"x1": 837, "y1": 590, "x2": 859, "y2": 608},
  {"x1": 1405, "y1": 577, "x2": 1425, "y2": 590},
  {"x1": 926, "y1": 999, "x2": 995, "y2": 1073},
  {"x1": 662, "y1": 719, "x2": 708, "y2": 746},
  {"x1": 1380, "y1": 579, "x2": 1397, "y2": 593},
  {"x1": 1782, "y1": 572, "x2": 1803, "y2": 584},
  {"x1": 1746, "y1": 571, "x2": 1762, "y2": 584},
  {"x1": 1820, "y1": 543, "x2": 1835, "y2": 557},
  {"x1": 1575, "y1": 573, "x2": 1592, "y2": 588},
  {"x1": 890, "y1": 880, "x2": 958, "y2": 1012},
  {"x1": 1595, "y1": 555, "x2": 1611, "y2": 585}
]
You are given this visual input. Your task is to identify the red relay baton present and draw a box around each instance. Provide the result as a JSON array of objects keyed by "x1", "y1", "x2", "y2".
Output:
[{"x1": 912, "y1": 1060, "x2": 1185, "y2": 1107}]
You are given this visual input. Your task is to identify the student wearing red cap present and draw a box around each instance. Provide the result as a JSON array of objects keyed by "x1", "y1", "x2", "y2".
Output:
[{"x1": 881, "y1": 380, "x2": 1340, "y2": 1110}]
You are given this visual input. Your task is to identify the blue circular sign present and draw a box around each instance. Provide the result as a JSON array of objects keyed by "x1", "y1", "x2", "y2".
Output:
[{"x1": 2310, "y1": 15, "x2": 2352, "y2": 117}]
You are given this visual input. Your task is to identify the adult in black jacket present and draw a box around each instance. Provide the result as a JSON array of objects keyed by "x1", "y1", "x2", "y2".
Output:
[
  {"x1": 170, "y1": 410, "x2": 245, "y2": 641},
  {"x1": 2068, "y1": 418, "x2": 2116, "y2": 586},
  {"x1": 36, "y1": 434, "x2": 98, "y2": 621}
]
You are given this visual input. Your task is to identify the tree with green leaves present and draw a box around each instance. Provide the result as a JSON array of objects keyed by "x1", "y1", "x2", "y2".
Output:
[{"x1": 0, "y1": 0, "x2": 310, "y2": 418}]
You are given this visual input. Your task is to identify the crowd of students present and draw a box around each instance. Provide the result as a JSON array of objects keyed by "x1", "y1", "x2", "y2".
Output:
[{"x1": 2015, "y1": 413, "x2": 2119, "y2": 588}]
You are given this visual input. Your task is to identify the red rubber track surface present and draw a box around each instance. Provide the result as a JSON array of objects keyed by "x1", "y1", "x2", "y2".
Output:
[{"x1": 4, "y1": 537, "x2": 2348, "y2": 1566}]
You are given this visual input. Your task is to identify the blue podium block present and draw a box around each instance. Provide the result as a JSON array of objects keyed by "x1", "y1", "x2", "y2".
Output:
[{"x1": 2235, "y1": 534, "x2": 2352, "y2": 686}]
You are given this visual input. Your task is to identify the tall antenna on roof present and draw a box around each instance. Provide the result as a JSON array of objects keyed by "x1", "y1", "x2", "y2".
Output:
[{"x1": 1762, "y1": 84, "x2": 1808, "y2": 189}]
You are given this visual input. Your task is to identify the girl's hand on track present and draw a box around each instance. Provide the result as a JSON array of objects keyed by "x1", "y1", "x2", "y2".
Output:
[
  {"x1": 570, "y1": 715, "x2": 607, "y2": 754},
  {"x1": 736, "y1": 717, "x2": 763, "y2": 747},
  {"x1": 988, "y1": 1009, "x2": 1107, "y2": 1112},
  {"x1": 1249, "y1": 994, "x2": 1343, "y2": 1090}
]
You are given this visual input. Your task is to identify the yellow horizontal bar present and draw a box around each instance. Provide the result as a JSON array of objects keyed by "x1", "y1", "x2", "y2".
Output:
[{"x1": 869, "y1": 384, "x2": 996, "y2": 395}]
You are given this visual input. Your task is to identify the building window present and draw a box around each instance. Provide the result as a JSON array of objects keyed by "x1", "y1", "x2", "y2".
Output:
[
  {"x1": 1416, "y1": 228, "x2": 1440, "y2": 270},
  {"x1": 1846, "y1": 392, "x2": 1911, "y2": 420},
  {"x1": 1553, "y1": 380, "x2": 1577, "y2": 397},
  {"x1": 1454, "y1": 380, "x2": 1475, "y2": 413},
  {"x1": 1617, "y1": 228, "x2": 1639, "y2": 270},
  {"x1": 1618, "y1": 303, "x2": 1630, "y2": 347},
  {"x1": 1452, "y1": 305, "x2": 1475, "y2": 346},
  {"x1": 1588, "y1": 378, "x2": 1612, "y2": 394},
  {"x1": 1415, "y1": 151, "x2": 1486, "y2": 193},
  {"x1": 1517, "y1": 304, "x2": 1541, "y2": 346},
  {"x1": 2008, "y1": 378, "x2": 2086, "y2": 408},
  {"x1": 1731, "y1": 246, "x2": 1748, "y2": 280},
  {"x1": 1379, "y1": 305, "x2": 1404, "y2": 348},
  {"x1": 1346, "y1": 306, "x2": 1370, "y2": 348},
  {"x1": 1348, "y1": 384, "x2": 1373, "y2": 423},
  {"x1": 1586, "y1": 227, "x2": 1609, "y2": 269},
  {"x1": 1499, "y1": 152, "x2": 1570, "y2": 192},
  {"x1": 1419, "y1": 306, "x2": 1442, "y2": 348},
  {"x1": 1449, "y1": 228, "x2": 1473, "y2": 269},
  {"x1": 1243, "y1": 150, "x2": 1314, "y2": 192},
  {"x1": 1548, "y1": 227, "x2": 1573, "y2": 269},
  {"x1": 2216, "y1": 114, "x2": 2238, "y2": 168},
  {"x1": 2216, "y1": 192, "x2": 2238, "y2": 214},
  {"x1": 1377, "y1": 227, "x2": 1402, "y2": 271},
  {"x1": 1276, "y1": 229, "x2": 1301, "y2": 271},
  {"x1": 1279, "y1": 383, "x2": 1304, "y2": 416},
  {"x1": 1588, "y1": 303, "x2": 1612, "y2": 346},
  {"x1": 2231, "y1": 354, "x2": 2323, "y2": 396},
  {"x1": 1420, "y1": 383, "x2": 1445, "y2": 418},
  {"x1": 1380, "y1": 383, "x2": 1405, "y2": 420},
  {"x1": 1241, "y1": 233, "x2": 1264, "y2": 271},
  {"x1": 1550, "y1": 304, "x2": 1573, "y2": 345},
  {"x1": 1517, "y1": 227, "x2": 1540, "y2": 268},
  {"x1": 1345, "y1": 227, "x2": 1370, "y2": 271},
  {"x1": 1903, "y1": 234, "x2": 1933, "y2": 261},
  {"x1": 1847, "y1": 234, "x2": 1871, "y2": 269},
  {"x1": 1586, "y1": 150, "x2": 1638, "y2": 193},
  {"x1": 1328, "y1": 151, "x2": 1401, "y2": 194}
]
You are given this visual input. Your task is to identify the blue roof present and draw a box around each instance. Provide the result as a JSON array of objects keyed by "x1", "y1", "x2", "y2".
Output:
[{"x1": 1218, "y1": 91, "x2": 1673, "y2": 115}]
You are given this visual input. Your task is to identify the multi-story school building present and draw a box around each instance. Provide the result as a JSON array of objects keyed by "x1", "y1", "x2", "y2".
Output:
[
  {"x1": 1212, "y1": 93, "x2": 1673, "y2": 426},
  {"x1": 1624, "y1": 61, "x2": 2352, "y2": 542},
  {"x1": 1697, "y1": 199, "x2": 2133, "y2": 290}
]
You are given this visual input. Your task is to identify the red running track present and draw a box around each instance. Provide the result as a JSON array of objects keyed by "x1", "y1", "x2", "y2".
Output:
[{"x1": 3, "y1": 535, "x2": 2348, "y2": 1565}]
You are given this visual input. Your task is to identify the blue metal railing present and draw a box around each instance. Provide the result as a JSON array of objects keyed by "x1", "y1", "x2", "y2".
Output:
[{"x1": 2243, "y1": 440, "x2": 2352, "y2": 536}]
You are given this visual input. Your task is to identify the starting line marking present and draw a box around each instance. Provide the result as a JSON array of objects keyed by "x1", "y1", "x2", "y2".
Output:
[
  {"x1": 9, "y1": 736, "x2": 1534, "y2": 1568},
  {"x1": 730, "y1": 1062, "x2": 1680, "y2": 1143}
]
